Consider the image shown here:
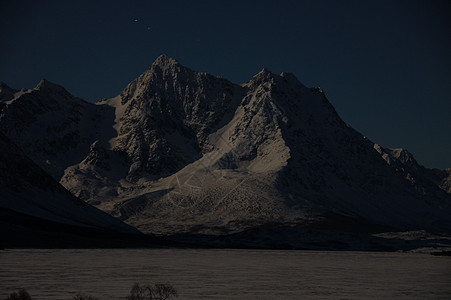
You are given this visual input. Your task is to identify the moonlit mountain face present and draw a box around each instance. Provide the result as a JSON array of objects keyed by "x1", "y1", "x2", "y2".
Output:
[{"x1": 1, "y1": 55, "x2": 450, "y2": 240}]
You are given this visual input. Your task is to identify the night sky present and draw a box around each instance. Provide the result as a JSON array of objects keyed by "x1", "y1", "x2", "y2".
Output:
[{"x1": 1, "y1": 0, "x2": 450, "y2": 169}]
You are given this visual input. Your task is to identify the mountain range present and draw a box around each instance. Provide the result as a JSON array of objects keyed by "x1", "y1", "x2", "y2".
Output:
[{"x1": 1, "y1": 55, "x2": 450, "y2": 249}]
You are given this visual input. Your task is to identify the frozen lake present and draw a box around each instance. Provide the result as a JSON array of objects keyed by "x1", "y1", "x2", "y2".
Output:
[{"x1": 1, "y1": 249, "x2": 450, "y2": 299}]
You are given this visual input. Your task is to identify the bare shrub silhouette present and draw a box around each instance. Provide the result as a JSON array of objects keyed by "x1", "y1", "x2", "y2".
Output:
[
  {"x1": 126, "y1": 283, "x2": 177, "y2": 300},
  {"x1": 73, "y1": 293, "x2": 99, "y2": 300},
  {"x1": 4, "y1": 289, "x2": 32, "y2": 300}
]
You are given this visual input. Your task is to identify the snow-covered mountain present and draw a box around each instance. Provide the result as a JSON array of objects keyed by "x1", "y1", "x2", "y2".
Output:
[
  {"x1": 0, "y1": 132, "x2": 138, "y2": 234},
  {"x1": 0, "y1": 79, "x2": 116, "y2": 180},
  {"x1": 1, "y1": 55, "x2": 450, "y2": 239}
]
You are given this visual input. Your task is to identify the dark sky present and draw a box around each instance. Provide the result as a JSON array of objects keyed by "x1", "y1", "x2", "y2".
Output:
[{"x1": 1, "y1": 0, "x2": 450, "y2": 169}]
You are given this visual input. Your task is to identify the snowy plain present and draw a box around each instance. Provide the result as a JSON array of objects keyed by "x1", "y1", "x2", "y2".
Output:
[{"x1": 1, "y1": 249, "x2": 450, "y2": 299}]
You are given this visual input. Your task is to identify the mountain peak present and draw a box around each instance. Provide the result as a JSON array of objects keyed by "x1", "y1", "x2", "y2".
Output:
[
  {"x1": 246, "y1": 68, "x2": 278, "y2": 86},
  {"x1": 35, "y1": 79, "x2": 67, "y2": 92},
  {"x1": 151, "y1": 54, "x2": 180, "y2": 69},
  {"x1": 387, "y1": 148, "x2": 419, "y2": 167},
  {"x1": 257, "y1": 67, "x2": 274, "y2": 77},
  {"x1": 119, "y1": 55, "x2": 189, "y2": 105},
  {"x1": 246, "y1": 68, "x2": 308, "y2": 92}
]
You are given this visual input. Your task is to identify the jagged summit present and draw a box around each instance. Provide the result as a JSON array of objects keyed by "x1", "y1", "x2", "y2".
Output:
[
  {"x1": 118, "y1": 54, "x2": 200, "y2": 106},
  {"x1": 246, "y1": 68, "x2": 277, "y2": 84},
  {"x1": 258, "y1": 67, "x2": 273, "y2": 75},
  {"x1": 387, "y1": 148, "x2": 418, "y2": 165},
  {"x1": 152, "y1": 54, "x2": 180, "y2": 68},
  {"x1": 146, "y1": 54, "x2": 188, "y2": 77},
  {"x1": 35, "y1": 78, "x2": 68, "y2": 93},
  {"x1": 375, "y1": 145, "x2": 420, "y2": 167},
  {"x1": 111, "y1": 55, "x2": 241, "y2": 178},
  {"x1": 246, "y1": 67, "x2": 310, "y2": 94}
]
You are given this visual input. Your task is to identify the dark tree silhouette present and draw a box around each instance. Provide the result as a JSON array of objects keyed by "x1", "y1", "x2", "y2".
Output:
[{"x1": 126, "y1": 283, "x2": 177, "y2": 300}]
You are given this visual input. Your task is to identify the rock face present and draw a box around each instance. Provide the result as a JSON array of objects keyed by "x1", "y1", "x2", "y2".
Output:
[
  {"x1": 112, "y1": 54, "x2": 242, "y2": 179},
  {"x1": 1, "y1": 55, "x2": 450, "y2": 236},
  {"x1": 0, "y1": 132, "x2": 138, "y2": 234}
]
